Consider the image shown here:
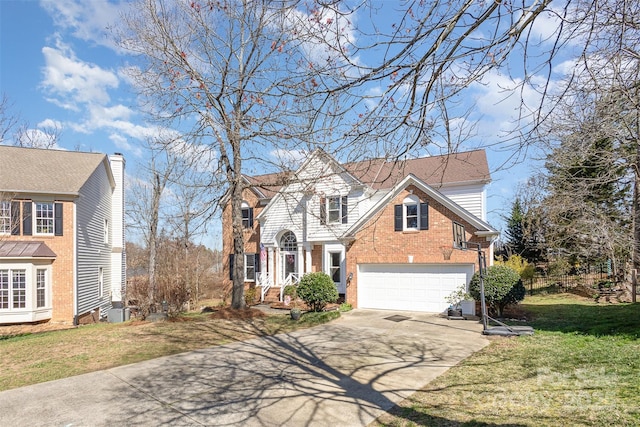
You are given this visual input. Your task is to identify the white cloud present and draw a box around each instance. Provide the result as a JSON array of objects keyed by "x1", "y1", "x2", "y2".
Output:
[
  {"x1": 41, "y1": 38, "x2": 119, "y2": 109},
  {"x1": 40, "y1": 0, "x2": 125, "y2": 51},
  {"x1": 270, "y1": 148, "x2": 307, "y2": 169},
  {"x1": 17, "y1": 128, "x2": 63, "y2": 149},
  {"x1": 109, "y1": 133, "x2": 143, "y2": 157},
  {"x1": 36, "y1": 118, "x2": 63, "y2": 129}
]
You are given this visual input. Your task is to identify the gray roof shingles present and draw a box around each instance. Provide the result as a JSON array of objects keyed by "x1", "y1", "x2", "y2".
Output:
[
  {"x1": 246, "y1": 149, "x2": 491, "y2": 198},
  {"x1": 0, "y1": 145, "x2": 108, "y2": 195}
]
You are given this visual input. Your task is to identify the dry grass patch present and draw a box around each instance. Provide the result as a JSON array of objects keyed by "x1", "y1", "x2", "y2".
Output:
[{"x1": 0, "y1": 308, "x2": 339, "y2": 391}]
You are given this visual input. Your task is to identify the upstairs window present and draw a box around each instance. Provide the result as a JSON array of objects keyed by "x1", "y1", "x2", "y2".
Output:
[
  {"x1": 320, "y1": 196, "x2": 348, "y2": 225},
  {"x1": 0, "y1": 201, "x2": 10, "y2": 234},
  {"x1": 394, "y1": 196, "x2": 428, "y2": 231},
  {"x1": 241, "y1": 201, "x2": 254, "y2": 229},
  {"x1": 35, "y1": 202, "x2": 54, "y2": 234}
]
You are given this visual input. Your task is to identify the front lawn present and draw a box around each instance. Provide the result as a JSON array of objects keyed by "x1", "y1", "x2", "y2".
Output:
[
  {"x1": 373, "y1": 293, "x2": 640, "y2": 426},
  {"x1": 0, "y1": 309, "x2": 339, "y2": 391}
]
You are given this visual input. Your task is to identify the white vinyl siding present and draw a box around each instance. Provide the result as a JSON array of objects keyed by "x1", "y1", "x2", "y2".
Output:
[
  {"x1": 439, "y1": 184, "x2": 486, "y2": 220},
  {"x1": 76, "y1": 162, "x2": 113, "y2": 317}
]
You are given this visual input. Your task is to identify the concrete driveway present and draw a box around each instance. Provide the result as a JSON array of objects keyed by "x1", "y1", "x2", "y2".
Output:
[{"x1": 0, "y1": 310, "x2": 488, "y2": 426}]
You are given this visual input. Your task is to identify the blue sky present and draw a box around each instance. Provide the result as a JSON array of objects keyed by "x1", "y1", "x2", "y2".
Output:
[{"x1": 1, "y1": 0, "x2": 566, "y2": 246}]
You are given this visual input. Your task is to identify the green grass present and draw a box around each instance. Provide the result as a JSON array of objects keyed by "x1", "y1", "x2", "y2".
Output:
[
  {"x1": 373, "y1": 293, "x2": 640, "y2": 426},
  {"x1": 0, "y1": 309, "x2": 339, "y2": 391}
]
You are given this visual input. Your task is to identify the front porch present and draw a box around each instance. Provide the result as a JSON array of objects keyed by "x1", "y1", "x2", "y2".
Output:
[{"x1": 256, "y1": 271, "x2": 302, "y2": 303}]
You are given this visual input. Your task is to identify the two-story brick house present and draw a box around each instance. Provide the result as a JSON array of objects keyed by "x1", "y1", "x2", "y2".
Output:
[
  {"x1": 222, "y1": 149, "x2": 499, "y2": 314},
  {"x1": 0, "y1": 146, "x2": 125, "y2": 324}
]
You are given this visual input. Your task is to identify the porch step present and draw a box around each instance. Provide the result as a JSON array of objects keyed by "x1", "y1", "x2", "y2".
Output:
[{"x1": 262, "y1": 287, "x2": 282, "y2": 303}]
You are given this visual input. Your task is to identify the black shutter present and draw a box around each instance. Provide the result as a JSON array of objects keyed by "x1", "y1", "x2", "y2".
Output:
[
  {"x1": 341, "y1": 196, "x2": 348, "y2": 224},
  {"x1": 419, "y1": 202, "x2": 429, "y2": 230},
  {"x1": 394, "y1": 204, "x2": 403, "y2": 231},
  {"x1": 255, "y1": 253, "x2": 261, "y2": 273},
  {"x1": 229, "y1": 254, "x2": 235, "y2": 280},
  {"x1": 54, "y1": 203, "x2": 63, "y2": 236},
  {"x1": 320, "y1": 197, "x2": 327, "y2": 225},
  {"x1": 248, "y1": 207, "x2": 254, "y2": 228},
  {"x1": 22, "y1": 202, "x2": 32, "y2": 236},
  {"x1": 11, "y1": 202, "x2": 20, "y2": 235}
]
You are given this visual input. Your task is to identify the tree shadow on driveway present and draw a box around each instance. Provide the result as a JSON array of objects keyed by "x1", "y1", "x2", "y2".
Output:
[{"x1": 108, "y1": 312, "x2": 487, "y2": 426}]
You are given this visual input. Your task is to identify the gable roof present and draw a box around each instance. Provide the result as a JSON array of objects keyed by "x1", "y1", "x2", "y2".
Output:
[
  {"x1": 246, "y1": 149, "x2": 490, "y2": 199},
  {"x1": 344, "y1": 174, "x2": 498, "y2": 240},
  {"x1": 0, "y1": 145, "x2": 112, "y2": 196},
  {"x1": 254, "y1": 149, "x2": 364, "y2": 221},
  {"x1": 344, "y1": 149, "x2": 490, "y2": 190}
]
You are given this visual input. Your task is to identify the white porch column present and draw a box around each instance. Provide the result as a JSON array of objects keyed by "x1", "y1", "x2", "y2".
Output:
[
  {"x1": 297, "y1": 244, "x2": 304, "y2": 277},
  {"x1": 305, "y1": 243, "x2": 313, "y2": 273},
  {"x1": 268, "y1": 247, "x2": 275, "y2": 286},
  {"x1": 273, "y1": 247, "x2": 279, "y2": 286}
]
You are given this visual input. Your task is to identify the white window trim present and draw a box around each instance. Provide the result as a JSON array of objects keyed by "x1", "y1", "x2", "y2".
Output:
[
  {"x1": 327, "y1": 196, "x2": 341, "y2": 224},
  {"x1": 98, "y1": 267, "x2": 104, "y2": 298},
  {"x1": 104, "y1": 219, "x2": 109, "y2": 244},
  {"x1": 403, "y1": 195, "x2": 420, "y2": 231},
  {"x1": 244, "y1": 253, "x2": 256, "y2": 282},
  {"x1": 0, "y1": 263, "x2": 52, "y2": 313},
  {"x1": 34, "y1": 201, "x2": 54, "y2": 235},
  {"x1": 241, "y1": 201, "x2": 252, "y2": 229},
  {"x1": 36, "y1": 268, "x2": 47, "y2": 309},
  {"x1": 0, "y1": 201, "x2": 11, "y2": 234},
  {"x1": 323, "y1": 243, "x2": 345, "y2": 293}
]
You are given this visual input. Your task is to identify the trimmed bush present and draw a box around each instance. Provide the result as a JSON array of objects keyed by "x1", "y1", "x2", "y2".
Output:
[
  {"x1": 296, "y1": 272, "x2": 338, "y2": 312},
  {"x1": 469, "y1": 265, "x2": 524, "y2": 317}
]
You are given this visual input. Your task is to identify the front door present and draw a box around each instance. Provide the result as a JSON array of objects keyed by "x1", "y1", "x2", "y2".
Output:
[
  {"x1": 325, "y1": 244, "x2": 346, "y2": 294},
  {"x1": 281, "y1": 252, "x2": 296, "y2": 283}
]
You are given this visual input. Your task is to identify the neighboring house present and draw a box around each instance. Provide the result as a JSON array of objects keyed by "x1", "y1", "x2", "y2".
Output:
[
  {"x1": 0, "y1": 146, "x2": 125, "y2": 324},
  {"x1": 222, "y1": 149, "x2": 499, "y2": 314}
]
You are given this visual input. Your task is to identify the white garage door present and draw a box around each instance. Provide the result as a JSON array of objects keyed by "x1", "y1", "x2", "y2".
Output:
[{"x1": 358, "y1": 264, "x2": 475, "y2": 313}]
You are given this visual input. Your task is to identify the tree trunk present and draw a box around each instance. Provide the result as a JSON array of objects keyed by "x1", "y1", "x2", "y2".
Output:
[
  {"x1": 230, "y1": 133, "x2": 246, "y2": 310},
  {"x1": 634, "y1": 142, "x2": 640, "y2": 274},
  {"x1": 148, "y1": 170, "x2": 162, "y2": 311}
]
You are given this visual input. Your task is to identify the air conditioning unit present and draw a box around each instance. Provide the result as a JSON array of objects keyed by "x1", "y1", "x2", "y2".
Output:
[{"x1": 107, "y1": 307, "x2": 130, "y2": 323}]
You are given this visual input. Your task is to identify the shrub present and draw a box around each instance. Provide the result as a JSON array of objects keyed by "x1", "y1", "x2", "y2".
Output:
[
  {"x1": 296, "y1": 272, "x2": 338, "y2": 312},
  {"x1": 469, "y1": 265, "x2": 524, "y2": 317},
  {"x1": 283, "y1": 285, "x2": 297, "y2": 298},
  {"x1": 244, "y1": 288, "x2": 257, "y2": 306},
  {"x1": 339, "y1": 302, "x2": 353, "y2": 312},
  {"x1": 495, "y1": 254, "x2": 535, "y2": 281}
]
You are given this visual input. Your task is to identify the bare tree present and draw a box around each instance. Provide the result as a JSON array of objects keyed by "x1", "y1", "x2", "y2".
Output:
[
  {"x1": 126, "y1": 134, "x2": 182, "y2": 314},
  {"x1": 14, "y1": 121, "x2": 62, "y2": 149},
  {"x1": 0, "y1": 94, "x2": 19, "y2": 145},
  {"x1": 115, "y1": 0, "x2": 554, "y2": 309}
]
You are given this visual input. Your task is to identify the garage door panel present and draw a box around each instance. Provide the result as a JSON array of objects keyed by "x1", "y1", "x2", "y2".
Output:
[{"x1": 358, "y1": 264, "x2": 475, "y2": 313}]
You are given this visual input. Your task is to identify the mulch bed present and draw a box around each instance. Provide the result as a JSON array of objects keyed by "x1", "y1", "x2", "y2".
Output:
[{"x1": 208, "y1": 307, "x2": 267, "y2": 320}]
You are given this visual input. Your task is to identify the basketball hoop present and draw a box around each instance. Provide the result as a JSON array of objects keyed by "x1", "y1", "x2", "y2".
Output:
[{"x1": 440, "y1": 246, "x2": 454, "y2": 261}]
